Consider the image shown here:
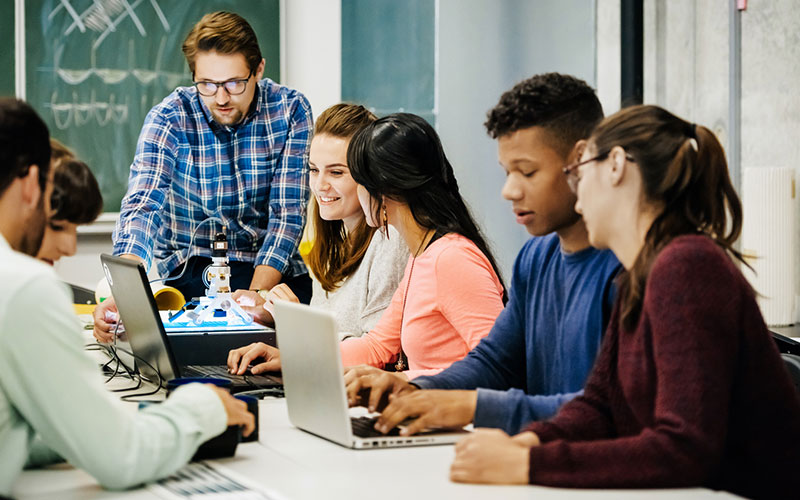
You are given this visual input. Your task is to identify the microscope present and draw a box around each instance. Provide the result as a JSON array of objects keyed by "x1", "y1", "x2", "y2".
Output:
[{"x1": 185, "y1": 231, "x2": 253, "y2": 326}]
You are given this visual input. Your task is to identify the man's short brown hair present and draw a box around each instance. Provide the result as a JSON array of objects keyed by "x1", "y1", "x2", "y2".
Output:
[{"x1": 182, "y1": 11, "x2": 262, "y2": 76}]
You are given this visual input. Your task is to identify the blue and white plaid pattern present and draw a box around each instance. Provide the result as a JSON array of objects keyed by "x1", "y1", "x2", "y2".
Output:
[{"x1": 113, "y1": 78, "x2": 312, "y2": 279}]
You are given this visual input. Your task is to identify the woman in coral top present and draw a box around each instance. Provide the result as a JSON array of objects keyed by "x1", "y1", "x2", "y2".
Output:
[
  {"x1": 449, "y1": 105, "x2": 800, "y2": 498},
  {"x1": 229, "y1": 113, "x2": 506, "y2": 381},
  {"x1": 341, "y1": 113, "x2": 506, "y2": 380}
]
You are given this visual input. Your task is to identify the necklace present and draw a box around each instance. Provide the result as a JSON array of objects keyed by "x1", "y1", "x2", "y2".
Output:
[{"x1": 395, "y1": 228, "x2": 433, "y2": 371}]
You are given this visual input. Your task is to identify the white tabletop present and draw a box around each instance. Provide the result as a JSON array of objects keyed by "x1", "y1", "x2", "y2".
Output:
[{"x1": 12, "y1": 396, "x2": 742, "y2": 500}]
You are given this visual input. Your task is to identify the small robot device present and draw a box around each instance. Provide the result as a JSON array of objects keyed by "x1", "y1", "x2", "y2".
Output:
[{"x1": 185, "y1": 231, "x2": 253, "y2": 326}]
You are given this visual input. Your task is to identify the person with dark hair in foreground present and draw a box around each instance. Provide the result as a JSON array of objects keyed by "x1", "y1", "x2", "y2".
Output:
[
  {"x1": 450, "y1": 105, "x2": 800, "y2": 498},
  {"x1": 0, "y1": 98, "x2": 254, "y2": 496},
  {"x1": 36, "y1": 140, "x2": 104, "y2": 265},
  {"x1": 343, "y1": 73, "x2": 621, "y2": 437}
]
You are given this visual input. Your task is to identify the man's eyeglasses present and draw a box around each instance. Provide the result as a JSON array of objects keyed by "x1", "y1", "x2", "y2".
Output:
[
  {"x1": 193, "y1": 78, "x2": 250, "y2": 97},
  {"x1": 562, "y1": 151, "x2": 635, "y2": 193}
]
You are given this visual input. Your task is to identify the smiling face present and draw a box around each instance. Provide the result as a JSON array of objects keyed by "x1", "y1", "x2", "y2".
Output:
[
  {"x1": 309, "y1": 134, "x2": 364, "y2": 231},
  {"x1": 194, "y1": 51, "x2": 263, "y2": 126},
  {"x1": 36, "y1": 219, "x2": 79, "y2": 265},
  {"x1": 497, "y1": 126, "x2": 581, "y2": 236}
]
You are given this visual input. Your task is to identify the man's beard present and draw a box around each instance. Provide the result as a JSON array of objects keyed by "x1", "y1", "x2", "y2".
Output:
[
  {"x1": 211, "y1": 106, "x2": 244, "y2": 125},
  {"x1": 18, "y1": 196, "x2": 47, "y2": 257}
]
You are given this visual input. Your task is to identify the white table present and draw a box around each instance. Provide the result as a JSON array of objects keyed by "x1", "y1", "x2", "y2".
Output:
[{"x1": 12, "y1": 397, "x2": 742, "y2": 500}]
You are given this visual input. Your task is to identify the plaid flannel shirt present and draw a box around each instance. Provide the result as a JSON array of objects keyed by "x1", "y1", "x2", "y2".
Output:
[{"x1": 113, "y1": 78, "x2": 312, "y2": 279}]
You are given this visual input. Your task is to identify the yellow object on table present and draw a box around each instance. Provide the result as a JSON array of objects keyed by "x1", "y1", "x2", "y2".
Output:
[
  {"x1": 73, "y1": 303, "x2": 96, "y2": 315},
  {"x1": 71, "y1": 286, "x2": 185, "y2": 315}
]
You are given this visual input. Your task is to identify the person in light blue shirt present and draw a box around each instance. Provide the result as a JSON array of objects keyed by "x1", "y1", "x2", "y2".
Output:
[
  {"x1": 344, "y1": 73, "x2": 622, "y2": 436},
  {"x1": 0, "y1": 98, "x2": 254, "y2": 496}
]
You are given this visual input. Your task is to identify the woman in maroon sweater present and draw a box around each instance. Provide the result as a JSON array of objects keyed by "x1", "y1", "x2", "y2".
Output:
[{"x1": 450, "y1": 105, "x2": 800, "y2": 498}]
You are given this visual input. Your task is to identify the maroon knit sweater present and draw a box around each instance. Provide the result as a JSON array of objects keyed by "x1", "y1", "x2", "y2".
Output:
[{"x1": 525, "y1": 235, "x2": 800, "y2": 498}]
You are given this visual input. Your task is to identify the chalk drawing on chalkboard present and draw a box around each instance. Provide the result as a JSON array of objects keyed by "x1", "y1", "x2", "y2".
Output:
[
  {"x1": 49, "y1": 90, "x2": 129, "y2": 130},
  {"x1": 49, "y1": 0, "x2": 171, "y2": 50},
  {"x1": 53, "y1": 37, "x2": 179, "y2": 87}
]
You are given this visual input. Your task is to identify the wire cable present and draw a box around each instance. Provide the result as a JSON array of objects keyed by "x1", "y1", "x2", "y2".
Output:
[
  {"x1": 112, "y1": 345, "x2": 165, "y2": 402},
  {"x1": 149, "y1": 217, "x2": 224, "y2": 286}
]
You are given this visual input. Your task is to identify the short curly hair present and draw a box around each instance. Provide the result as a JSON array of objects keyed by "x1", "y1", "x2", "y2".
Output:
[{"x1": 485, "y1": 73, "x2": 604, "y2": 154}]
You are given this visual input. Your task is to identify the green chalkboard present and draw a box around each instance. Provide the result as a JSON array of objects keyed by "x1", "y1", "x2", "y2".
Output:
[
  {"x1": 342, "y1": 0, "x2": 435, "y2": 124},
  {"x1": 0, "y1": 0, "x2": 14, "y2": 96},
  {"x1": 24, "y1": 0, "x2": 280, "y2": 212}
]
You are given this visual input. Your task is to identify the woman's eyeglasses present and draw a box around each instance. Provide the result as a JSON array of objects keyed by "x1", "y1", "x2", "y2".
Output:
[{"x1": 562, "y1": 152, "x2": 635, "y2": 193}]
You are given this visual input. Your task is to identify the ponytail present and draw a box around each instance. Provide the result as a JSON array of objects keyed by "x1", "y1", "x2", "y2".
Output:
[{"x1": 590, "y1": 105, "x2": 745, "y2": 330}]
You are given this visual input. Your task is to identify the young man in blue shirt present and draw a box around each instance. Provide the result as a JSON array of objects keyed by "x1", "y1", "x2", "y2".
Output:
[
  {"x1": 345, "y1": 73, "x2": 622, "y2": 436},
  {"x1": 94, "y1": 12, "x2": 312, "y2": 341}
]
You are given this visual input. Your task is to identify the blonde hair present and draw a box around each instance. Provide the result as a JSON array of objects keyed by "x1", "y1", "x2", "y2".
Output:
[{"x1": 307, "y1": 104, "x2": 378, "y2": 292}]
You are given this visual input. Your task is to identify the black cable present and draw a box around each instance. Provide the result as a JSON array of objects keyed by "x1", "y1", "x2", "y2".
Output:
[
  {"x1": 103, "y1": 321, "x2": 124, "y2": 383},
  {"x1": 148, "y1": 217, "x2": 224, "y2": 286},
  {"x1": 112, "y1": 346, "x2": 165, "y2": 402},
  {"x1": 85, "y1": 342, "x2": 142, "y2": 393}
]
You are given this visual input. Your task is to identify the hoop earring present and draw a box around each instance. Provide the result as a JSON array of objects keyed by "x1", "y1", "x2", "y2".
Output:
[{"x1": 381, "y1": 204, "x2": 389, "y2": 233}]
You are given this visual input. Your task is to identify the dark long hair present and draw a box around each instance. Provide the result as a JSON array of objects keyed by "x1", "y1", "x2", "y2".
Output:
[
  {"x1": 347, "y1": 113, "x2": 507, "y2": 301},
  {"x1": 590, "y1": 105, "x2": 745, "y2": 330},
  {"x1": 306, "y1": 104, "x2": 377, "y2": 292},
  {"x1": 51, "y1": 158, "x2": 103, "y2": 224}
]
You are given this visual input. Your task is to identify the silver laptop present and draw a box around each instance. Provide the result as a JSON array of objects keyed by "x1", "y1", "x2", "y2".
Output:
[{"x1": 272, "y1": 300, "x2": 469, "y2": 449}]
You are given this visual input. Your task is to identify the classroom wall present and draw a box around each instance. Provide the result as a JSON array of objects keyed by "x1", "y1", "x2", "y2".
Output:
[
  {"x1": 596, "y1": 0, "x2": 800, "y2": 323},
  {"x1": 58, "y1": 0, "x2": 800, "y2": 320},
  {"x1": 282, "y1": 0, "x2": 341, "y2": 117},
  {"x1": 437, "y1": 0, "x2": 596, "y2": 278}
]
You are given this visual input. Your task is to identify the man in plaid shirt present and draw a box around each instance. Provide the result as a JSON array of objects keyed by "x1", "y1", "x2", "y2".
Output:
[{"x1": 94, "y1": 12, "x2": 311, "y2": 342}]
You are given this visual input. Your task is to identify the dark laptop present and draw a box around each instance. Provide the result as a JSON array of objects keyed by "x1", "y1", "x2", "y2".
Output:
[{"x1": 100, "y1": 254, "x2": 282, "y2": 393}]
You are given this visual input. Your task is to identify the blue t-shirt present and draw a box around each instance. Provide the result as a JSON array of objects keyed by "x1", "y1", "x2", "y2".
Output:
[{"x1": 413, "y1": 233, "x2": 621, "y2": 434}]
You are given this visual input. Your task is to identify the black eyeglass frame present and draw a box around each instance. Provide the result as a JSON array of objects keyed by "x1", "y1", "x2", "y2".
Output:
[
  {"x1": 192, "y1": 77, "x2": 251, "y2": 97},
  {"x1": 562, "y1": 151, "x2": 636, "y2": 193}
]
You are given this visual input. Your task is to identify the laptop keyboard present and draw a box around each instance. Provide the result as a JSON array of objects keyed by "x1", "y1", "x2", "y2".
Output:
[
  {"x1": 351, "y1": 416, "x2": 401, "y2": 437},
  {"x1": 183, "y1": 365, "x2": 282, "y2": 389},
  {"x1": 184, "y1": 364, "x2": 238, "y2": 378}
]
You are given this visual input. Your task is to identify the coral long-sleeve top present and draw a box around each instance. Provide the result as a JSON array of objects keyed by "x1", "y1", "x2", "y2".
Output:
[{"x1": 341, "y1": 233, "x2": 505, "y2": 379}]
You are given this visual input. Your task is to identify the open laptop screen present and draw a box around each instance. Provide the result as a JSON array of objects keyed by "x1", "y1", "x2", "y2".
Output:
[{"x1": 100, "y1": 254, "x2": 179, "y2": 384}]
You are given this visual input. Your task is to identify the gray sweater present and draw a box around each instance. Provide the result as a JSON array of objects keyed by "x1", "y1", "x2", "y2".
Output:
[{"x1": 310, "y1": 227, "x2": 409, "y2": 340}]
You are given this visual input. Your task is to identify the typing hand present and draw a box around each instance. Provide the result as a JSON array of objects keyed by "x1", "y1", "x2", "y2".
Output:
[
  {"x1": 344, "y1": 365, "x2": 414, "y2": 412},
  {"x1": 375, "y1": 389, "x2": 477, "y2": 436},
  {"x1": 92, "y1": 297, "x2": 119, "y2": 343},
  {"x1": 227, "y1": 342, "x2": 281, "y2": 375}
]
